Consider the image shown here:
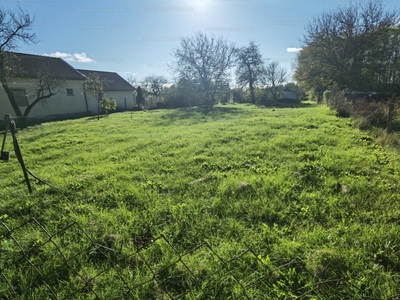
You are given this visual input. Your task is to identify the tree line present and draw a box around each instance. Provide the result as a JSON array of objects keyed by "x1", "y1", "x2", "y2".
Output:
[
  {"x1": 0, "y1": 5, "x2": 299, "y2": 117},
  {"x1": 294, "y1": 0, "x2": 400, "y2": 98},
  {"x1": 4, "y1": 0, "x2": 398, "y2": 117},
  {"x1": 138, "y1": 0, "x2": 400, "y2": 110},
  {"x1": 136, "y1": 33, "x2": 297, "y2": 109}
]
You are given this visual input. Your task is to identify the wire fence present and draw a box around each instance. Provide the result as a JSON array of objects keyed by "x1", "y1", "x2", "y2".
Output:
[{"x1": 0, "y1": 217, "x2": 397, "y2": 299}]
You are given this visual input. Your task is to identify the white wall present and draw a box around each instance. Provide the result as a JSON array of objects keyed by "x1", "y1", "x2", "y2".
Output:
[
  {"x1": 281, "y1": 90, "x2": 298, "y2": 100},
  {"x1": 0, "y1": 78, "x2": 88, "y2": 118},
  {"x1": 86, "y1": 90, "x2": 135, "y2": 113},
  {"x1": 106, "y1": 91, "x2": 136, "y2": 111}
]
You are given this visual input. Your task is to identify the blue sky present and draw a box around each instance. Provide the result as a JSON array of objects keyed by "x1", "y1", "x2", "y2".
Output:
[{"x1": 5, "y1": 0, "x2": 400, "y2": 83}]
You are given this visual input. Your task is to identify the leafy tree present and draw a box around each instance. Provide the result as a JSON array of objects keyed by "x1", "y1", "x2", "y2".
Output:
[
  {"x1": 171, "y1": 31, "x2": 236, "y2": 107},
  {"x1": 263, "y1": 60, "x2": 288, "y2": 102},
  {"x1": 235, "y1": 41, "x2": 267, "y2": 104},
  {"x1": 295, "y1": 0, "x2": 400, "y2": 93},
  {"x1": 284, "y1": 82, "x2": 305, "y2": 100},
  {"x1": 293, "y1": 45, "x2": 328, "y2": 93},
  {"x1": 163, "y1": 78, "x2": 203, "y2": 108}
]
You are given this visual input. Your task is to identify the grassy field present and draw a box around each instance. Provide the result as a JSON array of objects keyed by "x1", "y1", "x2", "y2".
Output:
[{"x1": 1, "y1": 103, "x2": 400, "y2": 299}]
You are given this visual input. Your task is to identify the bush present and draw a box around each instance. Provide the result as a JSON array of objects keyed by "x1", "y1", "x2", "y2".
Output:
[
  {"x1": 323, "y1": 90, "x2": 351, "y2": 117},
  {"x1": 100, "y1": 98, "x2": 117, "y2": 115},
  {"x1": 352, "y1": 99, "x2": 387, "y2": 129},
  {"x1": 231, "y1": 88, "x2": 243, "y2": 103},
  {"x1": 323, "y1": 90, "x2": 332, "y2": 104},
  {"x1": 323, "y1": 89, "x2": 393, "y2": 129}
]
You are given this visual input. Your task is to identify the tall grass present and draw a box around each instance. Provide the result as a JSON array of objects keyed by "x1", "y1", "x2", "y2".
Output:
[{"x1": 1, "y1": 103, "x2": 400, "y2": 298}]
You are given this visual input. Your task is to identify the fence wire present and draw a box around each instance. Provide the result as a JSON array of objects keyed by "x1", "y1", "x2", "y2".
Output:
[{"x1": 0, "y1": 217, "x2": 397, "y2": 299}]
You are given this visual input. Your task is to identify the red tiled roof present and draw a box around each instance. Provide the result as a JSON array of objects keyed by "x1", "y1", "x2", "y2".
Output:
[
  {"x1": 3, "y1": 52, "x2": 86, "y2": 81},
  {"x1": 77, "y1": 69, "x2": 135, "y2": 91}
]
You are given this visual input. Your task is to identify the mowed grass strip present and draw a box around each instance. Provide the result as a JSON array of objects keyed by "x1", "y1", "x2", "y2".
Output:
[{"x1": 1, "y1": 103, "x2": 400, "y2": 298}]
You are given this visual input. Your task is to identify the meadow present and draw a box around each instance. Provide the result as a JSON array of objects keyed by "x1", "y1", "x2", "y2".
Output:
[{"x1": 1, "y1": 103, "x2": 400, "y2": 299}]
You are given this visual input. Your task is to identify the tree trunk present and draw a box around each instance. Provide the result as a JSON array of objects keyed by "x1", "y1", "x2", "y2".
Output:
[
  {"x1": 249, "y1": 79, "x2": 255, "y2": 104},
  {"x1": 0, "y1": 78, "x2": 23, "y2": 117}
]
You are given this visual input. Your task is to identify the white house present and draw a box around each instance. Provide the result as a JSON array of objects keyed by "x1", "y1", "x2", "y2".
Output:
[
  {"x1": 0, "y1": 52, "x2": 137, "y2": 120},
  {"x1": 77, "y1": 69, "x2": 136, "y2": 112},
  {"x1": 0, "y1": 52, "x2": 88, "y2": 119}
]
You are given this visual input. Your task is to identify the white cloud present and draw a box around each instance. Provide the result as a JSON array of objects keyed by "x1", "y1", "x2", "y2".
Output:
[
  {"x1": 43, "y1": 52, "x2": 95, "y2": 63},
  {"x1": 286, "y1": 47, "x2": 302, "y2": 53}
]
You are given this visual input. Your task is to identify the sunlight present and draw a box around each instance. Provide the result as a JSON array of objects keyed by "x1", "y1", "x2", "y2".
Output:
[{"x1": 190, "y1": 0, "x2": 213, "y2": 13}]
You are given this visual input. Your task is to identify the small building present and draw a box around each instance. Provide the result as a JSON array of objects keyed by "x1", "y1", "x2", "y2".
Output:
[
  {"x1": 0, "y1": 52, "x2": 88, "y2": 119},
  {"x1": 281, "y1": 89, "x2": 298, "y2": 100},
  {"x1": 77, "y1": 69, "x2": 136, "y2": 112},
  {"x1": 0, "y1": 52, "x2": 137, "y2": 121}
]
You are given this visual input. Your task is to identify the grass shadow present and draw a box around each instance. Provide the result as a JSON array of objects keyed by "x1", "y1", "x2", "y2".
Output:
[
  {"x1": 86, "y1": 115, "x2": 109, "y2": 121},
  {"x1": 159, "y1": 104, "x2": 254, "y2": 124}
]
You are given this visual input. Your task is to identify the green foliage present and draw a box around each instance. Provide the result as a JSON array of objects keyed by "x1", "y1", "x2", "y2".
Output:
[
  {"x1": 163, "y1": 79, "x2": 204, "y2": 108},
  {"x1": 100, "y1": 97, "x2": 116, "y2": 115},
  {"x1": 323, "y1": 90, "x2": 331, "y2": 104},
  {"x1": 295, "y1": 1, "x2": 400, "y2": 93},
  {"x1": 85, "y1": 73, "x2": 105, "y2": 101},
  {"x1": 2, "y1": 104, "x2": 400, "y2": 298}
]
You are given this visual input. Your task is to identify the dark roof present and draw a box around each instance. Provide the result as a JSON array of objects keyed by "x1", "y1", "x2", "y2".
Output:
[
  {"x1": 77, "y1": 69, "x2": 135, "y2": 91},
  {"x1": 3, "y1": 52, "x2": 86, "y2": 81}
]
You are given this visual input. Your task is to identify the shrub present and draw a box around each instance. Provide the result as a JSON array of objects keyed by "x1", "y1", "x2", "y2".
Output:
[
  {"x1": 323, "y1": 90, "x2": 332, "y2": 104},
  {"x1": 100, "y1": 97, "x2": 117, "y2": 115},
  {"x1": 352, "y1": 99, "x2": 387, "y2": 129},
  {"x1": 323, "y1": 90, "x2": 351, "y2": 117},
  {"x1": 323, "y1": 90, "x2": 397, "y2": 130}
]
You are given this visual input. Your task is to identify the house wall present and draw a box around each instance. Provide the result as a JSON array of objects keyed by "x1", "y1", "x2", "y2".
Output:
[
  {"x1": 281, "y1": 90, "x2": 298, "y2": 100},
  {"x1": 86, "y1": 90, "x2": 136, "y2": 113},
  {"x1": 0, "y1": 78, "x2": 88, "y2": 118}
]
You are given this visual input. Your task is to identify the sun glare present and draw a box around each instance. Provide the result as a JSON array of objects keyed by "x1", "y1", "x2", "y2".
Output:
[{"x1": 193, "y1": 0, "x2": 212, "y2": 12}]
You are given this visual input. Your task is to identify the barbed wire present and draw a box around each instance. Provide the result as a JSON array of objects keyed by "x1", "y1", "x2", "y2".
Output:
[{"x1": 0, "y1": 217, "x2": 399, "y2": 299}]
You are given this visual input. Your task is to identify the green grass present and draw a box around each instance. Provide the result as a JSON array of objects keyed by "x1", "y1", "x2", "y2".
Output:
[{"x1": 1, "y1": 103, "x2": 400, "y2": 299}]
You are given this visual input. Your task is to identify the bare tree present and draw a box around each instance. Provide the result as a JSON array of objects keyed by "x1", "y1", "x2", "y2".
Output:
[
  {"x1": 85, "y1": 73, "x2": 105, "y2": 120},
  {"x1": 0, "y1": 5, "x2": 36, "y2": 51},
  {"x1": 1, "y1": 52, "x2": 66, "y2": 120},
  {"x1": 23, "y1": 75, "x2": 64, "y2": 117},
  {"x1": 125, "y1": 74, "x2": 137, "y2": 86},
  {"x1": 171, "y1": 31, "x2": 236, "y2": 107},
  {"x1": 235, "y1": 41, "x2": 267, "y2": 104},
  {"x1": 264, "y1": 60, "x2": 288, "y2": 101},
  {"x1": 142, "y1": 75, "x2": 167, "y2": 97},
  {"x1": 0, "y1": 5, "x2": 37, "y2": 119}
]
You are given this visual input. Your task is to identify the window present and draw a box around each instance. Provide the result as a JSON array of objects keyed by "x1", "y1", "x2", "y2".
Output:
[
  {"x1": 66, "y1": 88, "x2": 74, "y2": 96},
  {"x1": 10, "y1": 89, "x2": 28, "y2": 106}
]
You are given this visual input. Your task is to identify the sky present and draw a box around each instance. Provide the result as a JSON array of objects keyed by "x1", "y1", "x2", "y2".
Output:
[{"x1": 4, "y1": 0, "x2": 400, "y2": 84}]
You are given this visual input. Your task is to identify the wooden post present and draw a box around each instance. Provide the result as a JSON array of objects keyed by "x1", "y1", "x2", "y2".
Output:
[
  {"x1": 7, "y1": 116, "x2": 32, "y2": 193},
  {"x1": 1, "y1": 115, "x2": 10, "y2": 156},
  {"x1": 386, "y1": 94, "x2": 396, "y2": 134}
]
